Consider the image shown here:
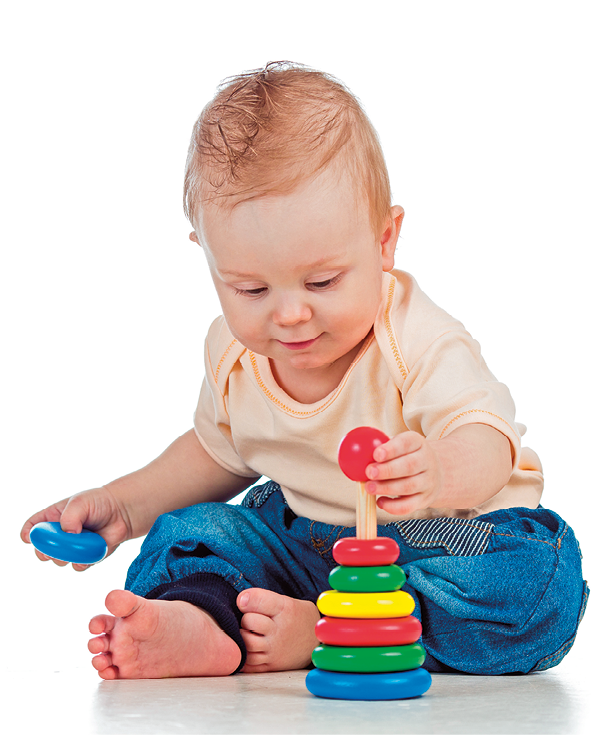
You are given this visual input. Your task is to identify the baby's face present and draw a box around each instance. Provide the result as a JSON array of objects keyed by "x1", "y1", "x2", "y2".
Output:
[{"x1": 195, "y1": 168, "x2": 399, "y2": 382}]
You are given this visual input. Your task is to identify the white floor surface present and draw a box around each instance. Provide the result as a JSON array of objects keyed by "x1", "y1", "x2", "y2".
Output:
[{"x1": 4, "y1": 598, "x2": 598, "y2": 735}]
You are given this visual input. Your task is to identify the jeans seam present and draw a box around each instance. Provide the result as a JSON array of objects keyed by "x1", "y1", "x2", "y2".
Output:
[
  {"x1": 514, "y1": 544, "x2": 559, "y2": 635},
  {"x1": 533, "y1": 583, "x2": 590, "y2": 671},
  {"x1": 309, "y1": 521, "x2": 346, "y2": 558},
  {"x1": 489, "y1": 530, "x2": 559, "y2": 550}
]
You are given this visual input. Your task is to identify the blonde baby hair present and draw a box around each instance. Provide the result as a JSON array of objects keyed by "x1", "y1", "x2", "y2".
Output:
[{"x1": 183, "y1": 61, "x2": 392, "y2": 238}]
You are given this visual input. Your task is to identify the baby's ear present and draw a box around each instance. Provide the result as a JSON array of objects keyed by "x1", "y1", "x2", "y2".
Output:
[
  {"x1": 189, "y1": 231, "x2": 200, "y2": 244},
  {"x1": 380, "y1": 206, "x2": 404, "y2": 270}
]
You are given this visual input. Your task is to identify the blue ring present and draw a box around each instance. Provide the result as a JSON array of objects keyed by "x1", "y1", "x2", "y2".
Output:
[
  {"x1": 306, "y1": 667, "x2": 432, "y2": 700},
  {"x1": 30, "y1": 522, "x2": 107, "y2": 564}
]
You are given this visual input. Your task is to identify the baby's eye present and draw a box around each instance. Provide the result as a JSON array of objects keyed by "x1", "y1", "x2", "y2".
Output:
[
  {"x1": 307, "y1": 274, "x2": 342, "y2": 291},
  {"x1": 235, "y1": 287, "x2": 267, "y2": 297}
]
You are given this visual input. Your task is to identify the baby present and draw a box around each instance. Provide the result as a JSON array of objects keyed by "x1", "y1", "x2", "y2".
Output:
[{"x1": 21, "y1": 62, "x2": 588, "y2": 680}]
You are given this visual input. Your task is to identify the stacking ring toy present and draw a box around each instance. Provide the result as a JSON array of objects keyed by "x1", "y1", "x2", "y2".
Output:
[
  {"x1": 317, "y1": 589, "x2": 415, "y2": 618},
  {"x1": 312, "y1": 642, "x2": 426, "y2": 673},
  {"x1": 329, "y1": 564, "x2": 406, "y2": 593},
  {"x1": 338, "y1": 426, "x2": 390, "y2": 482},
  {"x1": 333, "y1": 537, "x2": 399, "y2": 566},
  {"x1": 315, "y1": 616, "x2": 422, "y2": 647},
  {"x1": 30, "y1": 521, "x2": 108, "y2": 564},
  {"x1": 306, "y1": 667, "x2": 432, "y2": 701}
]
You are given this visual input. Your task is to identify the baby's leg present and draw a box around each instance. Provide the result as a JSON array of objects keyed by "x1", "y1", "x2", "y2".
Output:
[
  {"x1": 237, "y1": 589, "x2": 321, "y2": 672},
  {"x1": 394, "y1": 508, "x2": 588, "y2": 674},
  {"x1": 88, "y1": 590, "x2": 241, "y2": 679}
]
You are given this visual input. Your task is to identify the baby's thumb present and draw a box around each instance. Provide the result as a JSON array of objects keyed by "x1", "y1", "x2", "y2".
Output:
[{"x1": 59, "y1": 496, "x2": 87, "y2": 534}]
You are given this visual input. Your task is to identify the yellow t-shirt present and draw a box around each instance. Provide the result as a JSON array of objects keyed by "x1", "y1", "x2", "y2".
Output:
[{"x1": 194, "y1": 270, "x2": 543, "y2": 526}]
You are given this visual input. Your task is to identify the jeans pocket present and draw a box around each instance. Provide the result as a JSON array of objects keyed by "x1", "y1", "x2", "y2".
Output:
[{"x1": 530, "y1": 580, "x2": 590, "y2": 672}]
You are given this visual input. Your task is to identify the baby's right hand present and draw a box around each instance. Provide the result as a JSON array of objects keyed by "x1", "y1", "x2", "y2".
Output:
[{"x1": 20, "y1": 487, "x2": 130, "y2": 571}]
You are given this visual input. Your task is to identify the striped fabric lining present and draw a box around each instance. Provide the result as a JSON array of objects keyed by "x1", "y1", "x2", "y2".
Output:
[
  {"x1": 241, "y1": 481, "x2": 280, "y2": 509},
  {"x1": 388, "y1": 516, "x2": 494, "y2": 557}
]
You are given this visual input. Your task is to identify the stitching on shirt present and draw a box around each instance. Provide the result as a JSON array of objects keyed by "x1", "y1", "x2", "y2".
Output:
[
  {"x1": 438, "y1": 410, "x2": 519, "y2": 440},
  {"x1": 247, "y1": 339, "x2": 374, "y2": 418},
  {"x1": 214, "y1": 339, "x2": 239, "y2": 384},
  {"x1": 383, "y1": 276, "x2": 409, "y2": 381}
]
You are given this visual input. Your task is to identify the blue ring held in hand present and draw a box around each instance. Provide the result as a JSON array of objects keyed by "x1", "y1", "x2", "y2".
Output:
[
  {"x1": 30, "y1": 521, "x2": 108, "y2": 564},
  {"x1": 305, "y1": 667, "x2": 432, "y2": 700}
]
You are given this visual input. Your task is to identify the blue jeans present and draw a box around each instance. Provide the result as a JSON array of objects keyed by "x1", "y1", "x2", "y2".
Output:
[{"x1": 125, "y1": 482, "x2": 589, "y2": 675}]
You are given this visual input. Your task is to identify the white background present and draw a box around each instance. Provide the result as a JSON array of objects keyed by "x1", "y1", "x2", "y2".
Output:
[{"x1": 2, "y1": 1, "x2": 600, "y2": 672}]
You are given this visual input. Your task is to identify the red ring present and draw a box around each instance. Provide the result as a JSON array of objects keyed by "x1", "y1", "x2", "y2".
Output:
[
  {"x1": 316, "y1": 616, "x2": 422, "y2": 647},
  {"x1": 333, "y1": 537, "x2": 400, "y2": 567}
]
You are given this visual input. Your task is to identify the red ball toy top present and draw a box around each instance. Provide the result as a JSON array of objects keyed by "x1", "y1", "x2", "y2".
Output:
[{"x1": 338, "y1": 426, "x2": 390, "y2": 482}]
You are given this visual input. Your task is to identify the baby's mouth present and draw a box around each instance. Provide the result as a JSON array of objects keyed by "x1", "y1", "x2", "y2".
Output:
[{"x1": 277, "y1": 336, "x2": 320, "y2": 351}]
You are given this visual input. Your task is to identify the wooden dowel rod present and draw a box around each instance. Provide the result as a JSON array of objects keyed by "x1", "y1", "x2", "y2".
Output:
[{"x1": 357, "y1": 482, "x2": 377, "y2": 539}]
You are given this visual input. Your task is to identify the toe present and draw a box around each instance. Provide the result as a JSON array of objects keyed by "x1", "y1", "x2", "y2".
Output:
[
  {"x1": 237, "y1": 588, "x2": 285, "y2": 617},
  {"x1": 241, "y1": 661, "x2": 271, "y2": 673},
  {"x1": 88, "y1": 635, "x2": 109, "y2": 654},
  {"x1": 105, "y1": 589, "x2": 142, "y2": 618},
  {"x1": 98, "y1": 665, "x2": 119, "y2": 681},
  {"x1": 91, "y1": 652, "x2": 113, "y2": 672},
  {"x1": 241, "y1": 611, "x2": 273, "y2": 635},
  {"x1": 240, "y1": 628, "x2": 266, "y2": 652},
  {"x1": 89, "y1": 614, "x2": 116, "y2": 635},
  {"x1": 243, "y1": 650, "x2": 269, "y2": 667}
]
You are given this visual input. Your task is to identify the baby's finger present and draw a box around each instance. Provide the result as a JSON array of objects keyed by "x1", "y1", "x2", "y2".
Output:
[
  {"x1": 33, "y1": 549, "x2": 68, "y2": 567},
  {"x1": 366, "y1": 450, "x2": 426, "y2": 483},
  {"x1": 21, "y1": 500, "x2": 67, "y2": 544},
  {"x1": 368, "y1": 472, "x2": 425, "y2": 499},
  {"x1": 373, "y1": 431, "x2": 424, "y2": 462},
  {"x1": 377, "y1": 492, "x2": 424, "y2": 516}
]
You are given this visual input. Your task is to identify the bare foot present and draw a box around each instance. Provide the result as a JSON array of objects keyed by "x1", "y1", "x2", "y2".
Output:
[
  {"x1": 88, "y1": 590, "x2": 241, "y2": 679},
  {"x1": 237, "y1": 589, "x2": 320, "y2": 673}
]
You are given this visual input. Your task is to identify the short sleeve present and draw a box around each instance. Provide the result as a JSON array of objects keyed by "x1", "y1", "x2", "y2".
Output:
[
  {"x1": 193, "y1": 319, "x2": 261, "y2": 478},
  {"x1": 376, "y1": 272, "x2": 522, "y2": 468},
  {"x1": 401, "y1": 329, "x2": 522, "y2": 466}
]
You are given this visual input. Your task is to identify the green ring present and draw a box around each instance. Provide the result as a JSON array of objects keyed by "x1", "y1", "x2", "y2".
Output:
[
  {"x1": 312, "y1": 643, "x2": 426, "y2": 673},
  {"x1": 329, "y1": 564, "x2": 406, "y2": 593}
]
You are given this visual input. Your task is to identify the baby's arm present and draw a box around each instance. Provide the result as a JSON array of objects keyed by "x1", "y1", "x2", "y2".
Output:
[
  {"x1": 21, "y1": 429, "x2": 254, "y2": 567},
  {"x1": 101, "y1": 428, "x2": 254, "y2": 538},
  {"x1": 365, "y1": 424, "x2": 512, "y2": 515}
]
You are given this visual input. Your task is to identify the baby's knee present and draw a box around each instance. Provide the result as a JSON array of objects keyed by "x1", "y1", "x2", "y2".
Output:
[{"x1": 413, "y1": 513, "x2": 589, "y2": 674}]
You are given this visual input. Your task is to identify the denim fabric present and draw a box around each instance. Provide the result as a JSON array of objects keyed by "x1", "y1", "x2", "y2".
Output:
[{"x1": 125, "y1": 482, "x2": 589, "y2": 675}]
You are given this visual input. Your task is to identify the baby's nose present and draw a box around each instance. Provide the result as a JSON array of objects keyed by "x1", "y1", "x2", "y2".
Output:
[{"x1": 272, "y1": 296, "x2": 312, "y2": 326}]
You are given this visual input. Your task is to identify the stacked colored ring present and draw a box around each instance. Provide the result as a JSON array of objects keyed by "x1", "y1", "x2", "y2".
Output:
[
  {"x1": 312, "y1": 642, "x2": 426, "y2": 673},
  {"x1": 317, "y1": 589, "x2": 415, "y2": 618},
  {"x1": 315, "y1": 615, "x2": 422, "y2": 647},
  {"x1": 329, "y1": 564, "x2": 406, "y2": 592},
  {"x1": 306, "y1": 533, "x2": 432, "y2": 701},
  {"x1": 333, "y1": 537, "x2": 399, "y2": 567},
  {"x1": 306, "y1": 667, "x2": 432, "y2": 701}
]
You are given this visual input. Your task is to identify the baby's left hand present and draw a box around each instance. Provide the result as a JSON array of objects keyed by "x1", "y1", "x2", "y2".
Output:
[{"x1": 365, "y1": 431, "x2": 442, "y2": 515}]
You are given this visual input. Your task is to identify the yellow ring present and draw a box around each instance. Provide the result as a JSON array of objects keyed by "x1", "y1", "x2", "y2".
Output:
[{"x1": 317, "y1": 590, "x2": 415, "y2": 619}]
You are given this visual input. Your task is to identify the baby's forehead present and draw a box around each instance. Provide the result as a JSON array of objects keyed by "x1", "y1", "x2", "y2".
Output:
[{"x1": 195, "y1": 167, "x2": 370, "y2": 230}]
